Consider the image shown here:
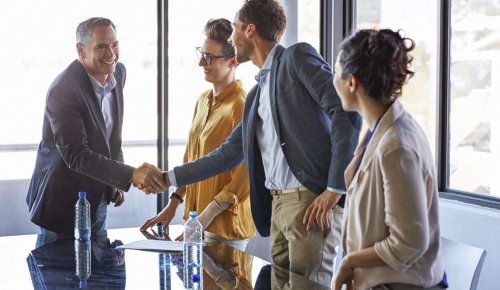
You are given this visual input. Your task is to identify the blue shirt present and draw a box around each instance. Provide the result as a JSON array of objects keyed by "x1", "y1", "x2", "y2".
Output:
[{"x1": 87, "y1": 73, "x2": 117, "y2": 142}]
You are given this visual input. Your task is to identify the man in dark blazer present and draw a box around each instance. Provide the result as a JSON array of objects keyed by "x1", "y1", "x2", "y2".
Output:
[
  {"x1": 160, "y1": 0, "x2": 360, "y2": 286},
  {"x1": 26, "y1": 17, "x2": 167, "y2": 237}
]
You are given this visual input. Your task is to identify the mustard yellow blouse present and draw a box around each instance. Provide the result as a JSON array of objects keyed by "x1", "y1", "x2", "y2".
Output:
[{"x1": 183, "y1": 80, "x2": 255, "y2": 240}]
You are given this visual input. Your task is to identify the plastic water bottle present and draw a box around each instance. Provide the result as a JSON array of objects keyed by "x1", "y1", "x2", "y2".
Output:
[
  {"x1": 183, "y1": 211, "x2": 203, "y2": 289},
  {"x1": 75, "y1": 239, "x2": 91, "y2": 288},
  {"x1": 75, "y1": 191, "x2": 91, "y2": 241}
]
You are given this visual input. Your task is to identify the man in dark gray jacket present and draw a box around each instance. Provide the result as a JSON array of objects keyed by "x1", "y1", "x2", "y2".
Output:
[{"x1": 27, "y1": 17, "x2": 167, "y2": 238}]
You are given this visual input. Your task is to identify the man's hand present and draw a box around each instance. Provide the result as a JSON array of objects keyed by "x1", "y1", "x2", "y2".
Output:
[
  {"x1": 303, "y1": 189, "x2": 342, "y2": 232},
  {"x1": 110, "y1": 187, "x2": 125, "y2": 207},
  {"x1": 131, "y1": 162, "x2": 169, "y2": 194}
]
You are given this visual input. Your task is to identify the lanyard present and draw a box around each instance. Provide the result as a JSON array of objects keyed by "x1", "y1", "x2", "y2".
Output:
[
  {"x1": 353, "y1": 115, "x2": 383, "y2": 176},
  {"x1": 365, "y1": 115, "x2": 383, "y2": 148}
]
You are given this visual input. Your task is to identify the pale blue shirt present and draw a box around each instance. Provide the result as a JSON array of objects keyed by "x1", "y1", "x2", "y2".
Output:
[
  {"x1": 88, "y1": 74, "x2": 116, "y2": 142},
  {"x1": 255, "y1": 45, "x2": 302, "y2": 190}
]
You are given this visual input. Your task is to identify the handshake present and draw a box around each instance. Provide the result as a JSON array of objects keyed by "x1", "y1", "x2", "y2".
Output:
[{"x1": 130, "y1": 162, "x2": 171, "y2": 194}]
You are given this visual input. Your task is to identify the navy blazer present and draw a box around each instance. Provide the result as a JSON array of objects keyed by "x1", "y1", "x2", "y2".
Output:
[
  {"x1": 174, "y1": 43, "x2": 361, "y2": 236},
  {"x1": 26, "y1": 60, "x2": 135, "y2": 235}
]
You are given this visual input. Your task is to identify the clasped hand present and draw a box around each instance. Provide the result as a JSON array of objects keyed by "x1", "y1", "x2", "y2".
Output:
[{"x1": 130, "y1": 162, "x2": 170, "y2": 194}]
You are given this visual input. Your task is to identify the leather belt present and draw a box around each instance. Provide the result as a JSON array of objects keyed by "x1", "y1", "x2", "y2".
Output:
[{"x1": 269, "y1": 186, "x2": 309, "y2": 196}]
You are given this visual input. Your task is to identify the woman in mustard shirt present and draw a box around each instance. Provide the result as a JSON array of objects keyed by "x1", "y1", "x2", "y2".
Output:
[{"x1": 141, "y1": 18, "x2": 254, "y2": 250}]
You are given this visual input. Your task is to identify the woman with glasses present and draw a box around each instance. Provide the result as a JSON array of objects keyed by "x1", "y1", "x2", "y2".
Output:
[
  {"x1": 332, "y1": 29, "x2": 447, "y2": 290},
  {"x1": 141, "y1": 18, "x2": 254, "y2": 250}
]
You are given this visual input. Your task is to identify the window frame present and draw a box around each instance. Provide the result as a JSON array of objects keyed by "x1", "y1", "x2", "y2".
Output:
[
  {"x1": 331, "y1": 0, "x2": 500, "y2": 209},
  {"x1": 437, "y1": 0, "x2": 500, "y2": 209},
  {"x1": 158, "y1": 0, "x2": 500, "y2": 210}
]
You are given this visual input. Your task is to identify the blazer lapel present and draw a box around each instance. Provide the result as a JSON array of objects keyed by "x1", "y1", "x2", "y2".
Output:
[
  {"x1": 344, "y1": 136, "x2": 367, "y2": 190},
  {"x1": 75, "y1": 61, "x2": 108, "y2": 143},
  {"x1": 344, "y1": 101, "x2": 405, "y2": 191},
  {"x1": 269, "y1": 45, "x2": 285, "y2": 140},
  {"x1": 246, "y1": 84, "x2": 261, "y2": 145}
]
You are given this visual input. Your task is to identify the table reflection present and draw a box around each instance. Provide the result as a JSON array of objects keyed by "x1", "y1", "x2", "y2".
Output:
[
  {"x1": 169, "y1": 242, "x2": 254, "y2": 290},
  {"x1": 21, "y1": 228, "x2": 330, "y2": 289},
  {"x1": 27, "y1": 230, "x2": 126, "y2": 289}
]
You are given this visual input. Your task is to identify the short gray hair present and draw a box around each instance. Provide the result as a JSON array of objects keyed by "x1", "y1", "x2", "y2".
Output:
[{"x1": 76, "y1": 17, "x2": 116, "y2": 45}]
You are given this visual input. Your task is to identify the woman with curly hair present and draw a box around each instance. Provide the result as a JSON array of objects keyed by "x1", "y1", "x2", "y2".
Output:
[{"x1": 332, "y1": 29, "x2": 447, "y2": 290}]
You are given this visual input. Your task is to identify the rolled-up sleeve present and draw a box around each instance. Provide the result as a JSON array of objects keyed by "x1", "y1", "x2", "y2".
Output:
[
  {"x1": 374, "y1": 146, "x2": 430, "y2": 272},
  {"x1": 214, "y1": 161, "x2": 249, "y2": 207}
]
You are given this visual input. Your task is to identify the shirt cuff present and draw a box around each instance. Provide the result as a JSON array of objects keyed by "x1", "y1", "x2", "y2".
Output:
[
  {"x1": 168, "y1": 170, "x2": 178, "y2": 187},
  {"x1": 327, "y1": 187, "x2": 346, "y2": 194}
]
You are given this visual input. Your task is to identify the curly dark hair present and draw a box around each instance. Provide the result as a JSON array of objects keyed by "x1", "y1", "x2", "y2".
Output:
[
  {"x1": 338, "y1": 29, "x2": 415, "y2": 103},
  {"x1": 238, "y1": 0, "x2": 286, "y2": 43},
  {"x1": 204, "y1": 18, "x2": 235, "y2": 58}
]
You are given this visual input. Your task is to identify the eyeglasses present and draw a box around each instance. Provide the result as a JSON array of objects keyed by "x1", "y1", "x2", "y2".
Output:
[{"x1": 196, "y1": 47, "x2": 225, "y2": 65}]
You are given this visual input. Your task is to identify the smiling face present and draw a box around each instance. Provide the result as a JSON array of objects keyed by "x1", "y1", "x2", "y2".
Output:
[
  {"x1": 198, "y1": 38, "x2": 235, "y2": 85},
  {"x1": 229, "y1": 13, "x2": 252, "y2": 64},
  {"x1": 78, "y1": 25, "x2": 119, "y2": 84}
]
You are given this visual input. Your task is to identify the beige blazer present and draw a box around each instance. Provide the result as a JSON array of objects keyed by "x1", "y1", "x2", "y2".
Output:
[{"x1": 342, "y1": 101, "x2": 445, "y2": 290}]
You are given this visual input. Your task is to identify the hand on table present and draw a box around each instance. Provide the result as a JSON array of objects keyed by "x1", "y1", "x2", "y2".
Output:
[{"x1": 140, "y1": 202, "x2": 177, "y2": 234}]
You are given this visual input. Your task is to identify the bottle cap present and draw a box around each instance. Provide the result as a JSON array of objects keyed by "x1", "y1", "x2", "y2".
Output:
[
  {"x1": 188, "y1": 211, "x2": 197, "y2": 218},
  {"x1": 79, "y1": 279, "x2": 88, "y2": 288},
  {"x1": 192, "y1": 273, "x2": 200, "y2": 283},
  {"x1": 78, "y1": 191, "x2": 86, "y2": 198}
]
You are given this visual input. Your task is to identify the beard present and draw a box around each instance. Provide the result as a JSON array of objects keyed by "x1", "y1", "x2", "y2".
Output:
[
  {"x1": 236, "y1": 52, "x2": 250, "y2": 64},
  {"x1": 235, "y1": 42, "x2": 252, "y2": 64}
]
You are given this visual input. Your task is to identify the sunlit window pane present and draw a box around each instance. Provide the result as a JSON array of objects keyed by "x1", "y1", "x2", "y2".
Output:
[
  {"x1": 0, "y1": 0, "x2": 157, "y2": 176},
  {"x1": 168, "y1": 0, "x2": 320, "y2": 169},
  {"x1": 449, "y1": 0, "x2": 500, "y2": 196},
  {"x1": 0, "y1": 0, "x2": 158, "y2": 231},
  {"x1": 355, "y1": 0, "x2": 438, "y2": 159}
]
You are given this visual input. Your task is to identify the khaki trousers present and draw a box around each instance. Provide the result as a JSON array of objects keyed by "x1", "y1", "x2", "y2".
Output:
[{"x1": 270, "y1": 188, "x2": 343, "y2": 286}]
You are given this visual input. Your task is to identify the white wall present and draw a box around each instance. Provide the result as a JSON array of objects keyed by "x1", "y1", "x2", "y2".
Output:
[
  {"x1": 0, "y1": 179, "x2": 182, "y2": 236},
  {"x1": 439, "y1": 198, "x2": 500, "y2": 289}
]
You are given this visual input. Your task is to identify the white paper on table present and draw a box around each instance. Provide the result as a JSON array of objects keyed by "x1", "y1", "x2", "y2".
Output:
[{"x1": 117, "y1": 239, "x2": 183, "y2": 251}]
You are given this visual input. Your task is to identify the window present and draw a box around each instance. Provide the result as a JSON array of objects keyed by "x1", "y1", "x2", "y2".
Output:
[
  {"x1": 355, "y1": 0, "x2": 439, "y2": 159},
  {"x1": 449, "y1": 0, "x2": 500, "y2": 197},
  {"x1": 167, "y1": 1, "x2": 258, "y2": 171},
  {"x1": 354, "y1": 0, "x2": 500, "y2": 204},
  {"x1": 167, "y1": 0, "x2": 321, "y2": 168},
  {"x1": 0, "y1": 0, "x2": 158, "y2": 234}
]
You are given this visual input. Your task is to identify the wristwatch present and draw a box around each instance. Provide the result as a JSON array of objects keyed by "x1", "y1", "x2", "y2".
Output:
[{"x1": 170, "y1": 192, "x2": 184, "y2": 204}]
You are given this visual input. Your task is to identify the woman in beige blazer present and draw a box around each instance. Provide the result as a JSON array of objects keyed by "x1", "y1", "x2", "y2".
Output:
[{"x1": 332, "y1": 29, "x2": 447, "y2": 290}]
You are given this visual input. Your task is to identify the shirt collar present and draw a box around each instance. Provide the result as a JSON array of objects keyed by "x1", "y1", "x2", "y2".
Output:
[
  {"x1": 207, "y1": 80, "x2": 243, "y2": 104},
  {"x1": 262, "y1": 44, "x2": 278, "y2": 71},
  {"x1": 255, "y1": 45, "x2": 278, "y2": 88},
  {"x1": 87, "y1": 73, "x2": 117, "y2": 96}
]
